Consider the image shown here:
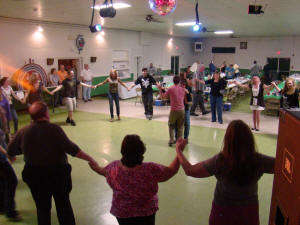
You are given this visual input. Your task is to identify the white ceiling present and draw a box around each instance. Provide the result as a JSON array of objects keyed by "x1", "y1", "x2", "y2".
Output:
[{"x1": 1, "y1": 0, "x2": 300, "y2": 37}]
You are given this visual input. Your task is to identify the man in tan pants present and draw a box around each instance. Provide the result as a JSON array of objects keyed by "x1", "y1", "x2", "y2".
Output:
[{"x1": 158, "y1": 76, "x2": 186, "y2": 146}]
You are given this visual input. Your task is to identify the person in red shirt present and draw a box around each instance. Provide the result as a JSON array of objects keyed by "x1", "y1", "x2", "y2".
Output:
[{"x1": 158, "y1": 76, "x2": 186, "y2": 146}]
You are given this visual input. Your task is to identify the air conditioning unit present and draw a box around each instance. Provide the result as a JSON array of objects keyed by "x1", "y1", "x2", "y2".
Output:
[{"x1": 194, "y1": 42, "x2": 203, "y2": 52}]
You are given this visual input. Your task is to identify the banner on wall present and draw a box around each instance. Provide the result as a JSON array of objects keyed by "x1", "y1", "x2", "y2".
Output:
[{"x1": 12, "y1": 63, "x2": 47, "y2": 90}]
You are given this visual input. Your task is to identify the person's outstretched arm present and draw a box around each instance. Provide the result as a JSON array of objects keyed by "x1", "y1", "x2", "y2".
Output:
[
  {"x1": 118, "y1": 78, "x2": 130, "y2": 91},
  {"x1": 89, "y1": 161, "x2": 106, "y2": 177},
  {"x1": 157, "y1": 139, "x2": 186, "y2": 182},
  {"x1": 51, "y1": 85, "x2": 63, "y2": 94},
  {"x1": 176, "y1": 141, "x2": 211, "y2": 178}
]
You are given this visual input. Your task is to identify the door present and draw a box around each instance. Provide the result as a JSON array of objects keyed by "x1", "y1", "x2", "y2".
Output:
[
  {"x1": 171, "y1": 56, "x2": 179, "y2": 75},
  {"x1": 267, "y1": 57, "x2": 279, "y2": 81},
  {"x1": 279, "y1": 58, "x2": 290, "y2": 77}
]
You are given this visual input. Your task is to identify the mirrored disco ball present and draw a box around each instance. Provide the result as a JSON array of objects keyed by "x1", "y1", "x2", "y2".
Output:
[{"x1": 148, "y1": 0, "x2": 177, "y2": 16}]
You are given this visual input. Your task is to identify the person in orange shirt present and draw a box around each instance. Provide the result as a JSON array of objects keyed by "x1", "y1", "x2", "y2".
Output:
[
  {"x1": 57, "y1": 65, "x2": 68, "y2": 84},
  {"x1": 57, "y1": 65, "x2": 68, "y2": 105}
]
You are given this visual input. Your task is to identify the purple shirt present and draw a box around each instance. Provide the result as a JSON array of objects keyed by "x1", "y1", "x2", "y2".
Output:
[{"x1": 105, "y1": 160, "x2": 165, "y2": 218}]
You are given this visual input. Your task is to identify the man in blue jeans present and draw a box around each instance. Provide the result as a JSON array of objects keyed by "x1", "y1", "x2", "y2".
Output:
[
  {"x1": 80, "y1": 64, "x2": 93, "y2": 102},
  {"x1": 129, "y1": 68, "x2": 157, "y2": 120}
]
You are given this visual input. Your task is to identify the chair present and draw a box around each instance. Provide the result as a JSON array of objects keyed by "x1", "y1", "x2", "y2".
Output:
[{"x1": 135, "y1": 88, "x2": 142, "y2": 105}]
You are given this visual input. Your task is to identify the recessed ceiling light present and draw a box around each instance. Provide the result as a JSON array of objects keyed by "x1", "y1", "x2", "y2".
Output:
[
  {"x1": 92, "y1": 3, "x2": 131, "y2": 10},
  {"x1": 175, "y1": 22, "x2": 199, "y2": 26},
  {"x1": 214, "y1": 30, "x2": 234, "y2": 35}
]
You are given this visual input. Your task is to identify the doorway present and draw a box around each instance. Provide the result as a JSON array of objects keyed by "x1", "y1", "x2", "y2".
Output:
[
  {"x1": 171, "y1": 56, "x2": 179, "y2": 75},
  {"x1": 267, "y1": 57, "x2": 290, "y2": 80}
]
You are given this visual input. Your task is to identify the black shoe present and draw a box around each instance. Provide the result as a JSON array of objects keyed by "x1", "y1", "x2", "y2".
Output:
[
  {"x1": 202, "y1": 111, "x2": 211, "y2": 115},
  {"x1": 251, "y1": 128, "x2": 256, "y2": 131},
  {"x1": 88, "y1": 99, "x2": 92, "y2": 101},
  {"x1": 190, "y1": 113, "x2": 199, "y2": 116},
  {"x1": 84, "y1": 100, "x2": 88, "y2": 103},
  {"x1": 7, "y1": 212, "x2": 22, "y2": 222},
  {"x1": 219, "y1": 121, "x2": 223, "y2": 124},
  {"x1": 168, "y1": 142, "x2": 173, "y2": 147},
  {"x1": 70, "y1": 120, "x2": 76, "y2": 126},
  {"x1": 66, "y1": 117, "x2": 71, "y2": 123},
  {"x1": 255, "y1": 128, "x2": 260, "y2": 131}
]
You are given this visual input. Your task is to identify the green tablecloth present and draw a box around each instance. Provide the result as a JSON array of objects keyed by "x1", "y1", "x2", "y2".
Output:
[{"x1": 264, "y1": 82, "x2": 284, "y2": 100}]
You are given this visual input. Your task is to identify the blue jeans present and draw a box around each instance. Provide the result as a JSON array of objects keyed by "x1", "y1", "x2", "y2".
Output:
[
  {"x1": 82, "y1": 81, "x2": 92, "y2": 101},
  {"x1": 210, "y1": 95, "x2": 223, "y2": 123},
  {"x1": 184, "y1": 109, "x2": 190, "y2": 139},
  {"x1": 8, "y1": 104, "x2": 18, "y2": 134},
  {"x1": 108, "y1": 92, "x2": 120, "y2": 118}
]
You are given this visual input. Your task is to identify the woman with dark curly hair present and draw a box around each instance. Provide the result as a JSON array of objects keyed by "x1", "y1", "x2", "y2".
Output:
[
  {"x1": 176, "y1": 120, "x2": 275, "y2": 225},
  {"x1": 89, "y1": 134, "x2": 185, "y2": 225}
]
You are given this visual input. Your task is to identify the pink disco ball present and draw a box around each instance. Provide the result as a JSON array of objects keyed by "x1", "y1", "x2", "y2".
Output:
[{"x1": 148, "y1": 0, "x2": 177, "y2": 16}]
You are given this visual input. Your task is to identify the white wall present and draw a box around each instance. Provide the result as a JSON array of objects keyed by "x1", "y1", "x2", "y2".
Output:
[
  {"x1": 192, "y1": 37, "x2": 300, "y2": 70},
  {"x1": 0, "y1": 19, "x2": 194, "y2": 78}
]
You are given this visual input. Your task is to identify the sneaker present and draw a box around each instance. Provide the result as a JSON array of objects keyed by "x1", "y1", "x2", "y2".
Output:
[
  {"x1": 255, "y1": 128, "x2": 260, "y2": 131},
  {"x1": 70, "y1": 120, "x2": 76, "y2": 126},
  {"x1": 110, "y1": 118, "x2": 114, "y2": 122},
  {"x1": 219, "y1": 121, "x2": 223, "y2": 124},
  {"x1": 190, "y1": 112, "x2": 199, "y2": 116},
  {"x1": 66, "y1": 117, "x2": 71, "y2": 123},
  {"x1": 148, "y1": 115, "x2": 153, "y2": 120},
  {"x1": 145, "y1": 114, "x2": 149, "y2": 119},
  {"x1": 84, "y1": 100, "x2": 88, "y2": 103},
  {"x1": 88, "y1": 99, "x2": 92, "y2": 101},
  {"x1": 168, "y1": 142, "x2": 173, "y2": 147},
  {"x1": 251, "y1": 128, "x2": 256, "y2": 131}
]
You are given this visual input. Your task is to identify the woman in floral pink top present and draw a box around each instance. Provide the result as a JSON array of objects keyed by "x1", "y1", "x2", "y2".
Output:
[{"x1": 89, "y1": 134, "x2": 186, "y2": 225}]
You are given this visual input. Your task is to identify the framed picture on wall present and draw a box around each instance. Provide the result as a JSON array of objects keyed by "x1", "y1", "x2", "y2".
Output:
[{"x1": 240, "y1": 42, "x2": 248, "y2": 49}]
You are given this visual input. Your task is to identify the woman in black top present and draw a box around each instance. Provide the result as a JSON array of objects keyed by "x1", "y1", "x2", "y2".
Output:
[
  {"x1": 176, "y1": 120, "x2": 275, "y2": 225},
  {"x1": 200, "y1": 72, "x2": 227, "y2": 124},
  {"x1": 272, "y1": 78, "x2": 300, "y2": 108}
]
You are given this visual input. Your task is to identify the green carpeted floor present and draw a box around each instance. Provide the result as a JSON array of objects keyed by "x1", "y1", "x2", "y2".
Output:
[{"x1": 0, "y1": 109, "x2": 277, "y2": 225}]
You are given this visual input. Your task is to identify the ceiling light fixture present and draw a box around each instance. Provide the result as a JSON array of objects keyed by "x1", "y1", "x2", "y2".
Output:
[
  {"x1": 93, "y1": 3, "x2": 131, "y2": 10},
  {"x1": 89, "y1": 0, "x2": 102, "y2": 33},
  {"x1": 175, "y1": 22, "x2": 197, "y2": 26},
  {"x1": 214, "y1": 30, "x2": 234, "y2": 35}
]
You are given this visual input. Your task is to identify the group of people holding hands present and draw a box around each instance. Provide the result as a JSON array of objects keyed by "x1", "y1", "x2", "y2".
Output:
[{"x1": 1, "y1": 101, "x2": 275, "y2": 225}]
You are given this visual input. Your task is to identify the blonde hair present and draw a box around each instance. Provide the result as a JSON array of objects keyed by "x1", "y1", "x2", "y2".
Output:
[
  {"x1": 283, "y1": 78, "x2": 295, "y2": 94},
  {"x1": 109, "y1": 69, "x2": 118, "y2": 80}
]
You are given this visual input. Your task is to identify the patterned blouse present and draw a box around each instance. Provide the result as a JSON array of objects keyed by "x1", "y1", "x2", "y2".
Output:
[{"x1": 105, "y1": 160, "x2": 165, "y2": 218}]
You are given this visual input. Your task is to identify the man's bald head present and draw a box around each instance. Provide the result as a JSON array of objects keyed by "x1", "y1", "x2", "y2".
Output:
[{"x1": 29, "y1": 101, "x2": 49, "y2": 121}]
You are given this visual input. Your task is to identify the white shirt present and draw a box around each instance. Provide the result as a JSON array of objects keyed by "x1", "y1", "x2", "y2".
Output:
[
  {"x1": 1, "y1": 86, "x2": 14, "y2": 104},
  {"x1": 81, "y1": 69, "x2": 93, "y2": 81}
]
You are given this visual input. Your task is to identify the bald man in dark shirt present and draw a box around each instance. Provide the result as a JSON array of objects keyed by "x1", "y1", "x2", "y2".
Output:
[{"x1": 7, "y1": 101, "x2": 97, "y2": 225}]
